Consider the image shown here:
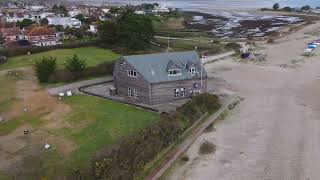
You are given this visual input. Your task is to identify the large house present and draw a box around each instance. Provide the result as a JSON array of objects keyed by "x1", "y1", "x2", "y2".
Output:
[
  {"x1": 113, "y1": 51, "x2": 208, "y2": 105},
  {"x1": 47, "y1": 17, "x2": 81, "y2": 28},
  {"x1": 23, "y1": 26, "x2": 60, "y2": 46},
  {"x1": 0, "y1": 22, "x2": 20, "y2": 42}
]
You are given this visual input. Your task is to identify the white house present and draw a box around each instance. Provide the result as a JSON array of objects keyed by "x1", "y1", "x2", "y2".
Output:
[
  {"x1": 89, "y1": 23, "x2": 98, "y2": 33},
  {"x1": 47, "y1": 17, "x2": 81, "y2": 28},
  {"x1": 152, "y1": 5, "x2": 170, "y2": 13},
  {"x1": 26, "y1": 6, "x2": 45, "y2": 11},
  {"x1": 134, "y1": 10, "x2": 146, "y2": 15},
  {"x1": 101, "y1": 8, "x2": 110, "y2": 13},
  {"x1": 68, "y1": 10, "x2": 81, "y2": 17}
]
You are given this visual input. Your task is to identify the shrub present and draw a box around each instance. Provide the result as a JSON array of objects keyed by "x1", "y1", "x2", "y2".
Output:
[
  {"x1": 49, "y1": 61, "x2": 115, "y2": 83},
  {"x1": 49, "y1": 69, "x2": 75, "y2": 83},
  {"x1": 267, "y1": 39, "x2": 275, "y2": 44},
  {"x1": 65, "y1": 54, "x2": 86, "y2": 73},
  {"x1": 0, "y1": 40, "x2": 98, "y2": 57},
  {"x1": 180, "y1": 155, "x2": 189, "y2": 162},
  {"x1": 199, "y1": 141, "x2": 216, "y2": 155},
  {"x1": 225, "y1": 42, "x2": 242, "y2": 51},
  {"x1": 34, "y1": 56, "x2": 57, "y2": 83},
  {"x1": 282, "y1": 7, "x2": 292, "y2": 12},
  {"x1": 0, "y1": 56, "x2": 7, "y2": 64}
]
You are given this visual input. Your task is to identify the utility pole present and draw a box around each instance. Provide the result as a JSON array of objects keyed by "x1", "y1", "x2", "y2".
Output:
[{"x1": 200, "y1": 52, "x2": 203, "y2": 88}]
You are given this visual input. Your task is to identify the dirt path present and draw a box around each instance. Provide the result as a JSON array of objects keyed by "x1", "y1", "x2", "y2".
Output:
[
  {"x1": 166, "y1": 20, "x2": 320, "y2": 180},
  {"x1": 0, "y1": 67, "x2": 76, "y2": 173}
]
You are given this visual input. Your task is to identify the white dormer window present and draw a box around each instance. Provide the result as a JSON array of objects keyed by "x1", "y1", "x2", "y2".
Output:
[
  {"x1": 189, "y1": 67, "x2": 197, "y2": 76},
  {"x1": 169, "y1": 69, "x2": 181, "y2": 76},
  {"x1": 128, "y1": 70, "x2": 137, "y2": 77},
  {"x1": 120, "y1": 60, "x2": 126, "y2": 66}
]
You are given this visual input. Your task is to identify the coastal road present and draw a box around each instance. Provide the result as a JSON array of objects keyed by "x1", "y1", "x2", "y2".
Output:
[{"x1": 167, "y1": 17, "x2": 320, "y2": 180}]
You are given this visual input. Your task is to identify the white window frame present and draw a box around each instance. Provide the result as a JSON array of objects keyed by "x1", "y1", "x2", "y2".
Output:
[
  {"x1": 128, "y1": 87, "x2": 133, "y2": 97},
  {"x1": 174, "y1": 88, "x2": 179, "y2": 98},
  {"x1": 189, "y1": 67, "x2": 197, "y2": 76},
  {"x1": 133, "y1": 89, "x2": 138, "y2": 98},
  {"x1": 180, "y1": 88, "x2": 186, "y2": 97},
  {"x1": 169, "y1": 69, "x2": 181, "y2": 76},
  {"x1": 127, "y1": 70, "x2": 137, "y2": 77}
]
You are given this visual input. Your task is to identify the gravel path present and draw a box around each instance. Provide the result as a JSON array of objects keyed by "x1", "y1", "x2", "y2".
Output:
[
  {"x1": 47, "y1": 77, "x2": 112, "y2": 96},
  {"x1": 167, "y1": 20, "x2": 320, "y2": 180}
]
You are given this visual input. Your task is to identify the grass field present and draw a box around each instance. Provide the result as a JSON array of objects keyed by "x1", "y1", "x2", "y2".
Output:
[
  {"x1": 0, "y1": 47, "x2": 120, "y2": 70},
  {"x1": 26, "y1": 95, "x2": 160, "y2": 179},
  {"x1": 63, "y1": 95, "x2": 160, "y2": 164},
  {"x1": 155, "y1": 38, "x2": 227, "y2": 55},
  {"x1": 0, "y1": 91, "x2": 160, "y2": 179},
  {"x1": 0, "y1": 75, "x2": 16, "y2": 113}
]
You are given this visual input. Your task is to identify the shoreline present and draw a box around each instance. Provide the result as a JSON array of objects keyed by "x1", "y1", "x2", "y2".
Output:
[
  {"x1": 166, "y1": 13, "x2": 320, "y2": 180},
  {"x1": 182, "y1": 10, "x2": 304, "y2": 39}
]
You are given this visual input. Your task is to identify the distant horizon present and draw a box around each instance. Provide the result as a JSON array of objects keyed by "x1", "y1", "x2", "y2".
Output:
[{"x1": 57, "y1": 0, "x2": 320, "y2": 12}]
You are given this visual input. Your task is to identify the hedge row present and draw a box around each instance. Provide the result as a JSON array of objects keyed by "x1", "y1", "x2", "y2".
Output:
[
  {"x1": 91, "y1": 93, "x2": 221, "y2": 179},
  {"x1": 0, "y1": 40, "x2": 98, "y2": 57},
  {"x1": 48, "y1": 61, "x2": 115, "y2": 83}
]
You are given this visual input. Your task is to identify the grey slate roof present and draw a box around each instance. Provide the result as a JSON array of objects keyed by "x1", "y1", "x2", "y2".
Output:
[{"x1": 123, "y1": 51, "x2": 208, "y2": 84}]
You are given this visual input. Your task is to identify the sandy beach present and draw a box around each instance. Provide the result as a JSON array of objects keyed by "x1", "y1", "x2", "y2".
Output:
[{"x1": 166, "y1": 17, "x2": 320, "y2": 180}]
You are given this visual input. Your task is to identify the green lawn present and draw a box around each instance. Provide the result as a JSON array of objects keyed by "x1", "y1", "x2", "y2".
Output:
[
  {"x1": 64, "y1": 95, "x2": 160, "y2": 164},
  {"x1": 16, "y1": 95, "x2": 160, "y2": 179},
  {"x1": 0, "y1": 47, "x2": 120, "y2": 70}
]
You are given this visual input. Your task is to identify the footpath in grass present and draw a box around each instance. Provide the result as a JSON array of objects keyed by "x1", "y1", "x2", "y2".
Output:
[
  {"x1": 0, "y1": 47, "x2": 120, "y2": 70},
  {"x1": 0, "y1": 75, "x2": 16, "y2": 113}
]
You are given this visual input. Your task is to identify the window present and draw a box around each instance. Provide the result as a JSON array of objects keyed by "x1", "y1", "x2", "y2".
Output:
[
  {"x1": 169, "y1": 69, "x2": 181, "y2": 76},
  {"x1": 174, "y1": 89, "x2": 179, "y2": 98},
  {"x1": 120, "y1": 60, "x2": 126, "y2": 66},
  {"x1": 128, "y1": 87, "x2": 133, "y2": 97},
  {"x1": 189, "y1": 67, "x2": 197, "y2": 76},
  {"x1": 181, "y1": 88, "x2": 186, "y2": 97},
  {"x1": 134, "y1": 89, "x2": 138, "y2": 98},
  {"x1": 128, "y1": 87, "x2": 138, "y2": 98},
  {"x1": 128, "y1": 70, "x2": 137, "y2": 77}
]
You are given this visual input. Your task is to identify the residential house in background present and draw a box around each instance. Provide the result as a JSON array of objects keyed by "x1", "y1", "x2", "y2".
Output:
[
  {"x1": 0, "y1": 21, "x2": 20, "y2": 42},
  {"x1": 88, "y1": 23, "x2": 98, "y2": 33},
  {"x1": 47, "y1": 17, "x2": 81, "y2": 28},
  {"x1": 113, "y1": 51, "x2": 207, "y2": 105},
  {"x1": 23, "y1": 26, "x2": 60, "y2": 46}
]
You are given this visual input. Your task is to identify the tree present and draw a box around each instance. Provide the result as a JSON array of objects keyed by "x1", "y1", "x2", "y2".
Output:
[
  {"x1": 142, "y1": 3, "x2": 154, "y2": 10},
  {"x1": 98, "y1": 20, "x2": 118, "y2": 44},
  {"x1": 273, "y1": 3, "x2": 280, "y2": 10},
  {"x1": 52, "y1": 4, "x2": 68, "y2": 16},
  {"x1": 17, "y1": 19, "x2": 35, "y2": 28},
  {"x1": 74, "y1": 29, "x2": 84, "y2": 39},
  {"x1": 282, "y1": 7, "x2": 292, "y2": 12},
  {"x1": 54, "y1": 25, "x2": 64, "y2": 32},
  {"x1": 117, "y1": 13, "x2": 154, "y2": 50},
  {"x1": 75, "y1": 14, "x2": 85, "y2": 22},
  {"x1": 34, "y1": 56, "x2": 57, "y2": 83},
  {"x1": 301, "y1": 5, "x2": 311, "y2": 11},
  {"x1": 40, "y1": 18, "x2": 49, "y2": 26},
  {"x1": 109, "y1": 7, "x2": 120, "y2": 19},
  {"x1": 52, "y1": 4, "x2": 58, "y2": 11},
  {"x1": 0, "y1": 32, "x2": 6, "y2": 44},
  {"x1": 65, "y1": 54, "x2": 86, "y2": 73}
]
